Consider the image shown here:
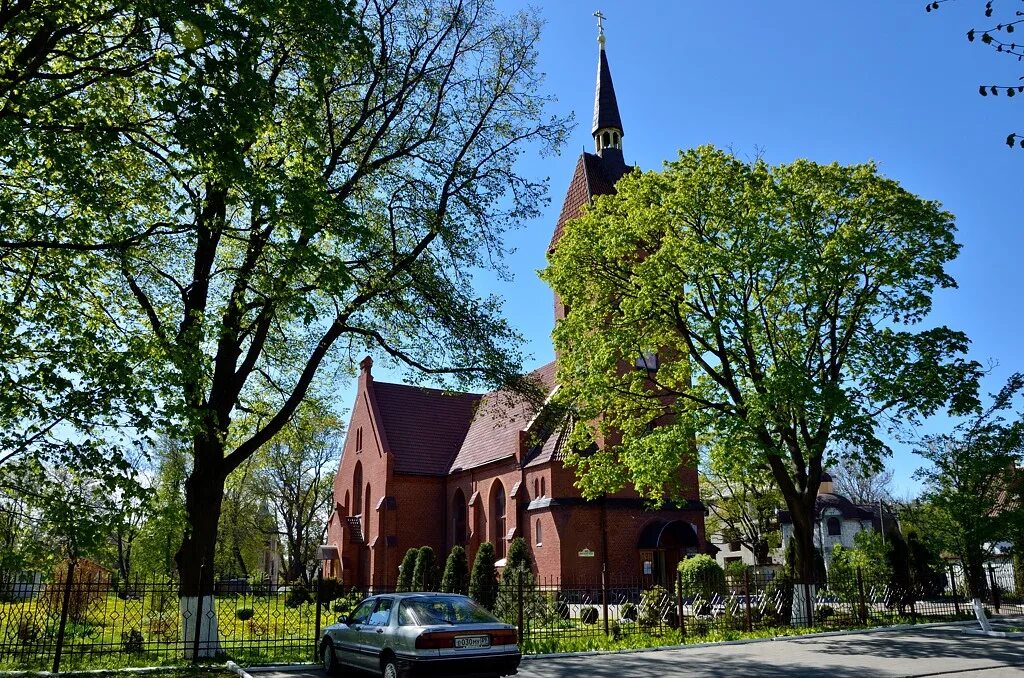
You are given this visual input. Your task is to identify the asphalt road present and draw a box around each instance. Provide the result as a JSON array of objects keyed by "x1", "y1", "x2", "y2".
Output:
[{"x1": 249, "y1": 622, "x2": 1024, "y2": 678}]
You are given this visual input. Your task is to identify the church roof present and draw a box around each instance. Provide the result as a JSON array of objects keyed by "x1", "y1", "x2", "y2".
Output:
[
  {"x1": 447, "y1": 361, "x2": 558, "y2": 473},
  {"x1": 548, "y1": 151, "x2": 630, "y2": 251},
  {"x1": 592, "y1": 47, "x2": 623, "y2": 135},
  {"x1": 370, "y1": 382, "x2": 482, "y2": 475}
]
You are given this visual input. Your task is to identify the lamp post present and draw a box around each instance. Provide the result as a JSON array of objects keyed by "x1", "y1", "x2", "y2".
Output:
[{"x1": 313, "y1": 545, "x2": 335, "y2": 662}]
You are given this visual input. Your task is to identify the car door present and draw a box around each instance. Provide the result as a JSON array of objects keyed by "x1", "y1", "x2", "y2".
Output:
[
  {"x1": 335, "y1": 598, "x2": 376, "y2": 671},
  {"x1": 365, "y1": 597, "x2": 395, "y2": 660}
]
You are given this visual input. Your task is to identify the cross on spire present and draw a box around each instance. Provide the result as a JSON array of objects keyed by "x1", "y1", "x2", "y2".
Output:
[{"x1": 594, "y1": 10, "x2": 606, "y2": 47}]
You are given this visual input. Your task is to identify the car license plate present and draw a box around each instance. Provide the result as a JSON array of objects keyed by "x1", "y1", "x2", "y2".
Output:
[{"x1": 454, "y1": 635, "x2": 490, "y2": 649}]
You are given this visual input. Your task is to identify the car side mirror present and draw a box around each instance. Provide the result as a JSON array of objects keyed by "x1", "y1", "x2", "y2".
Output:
[{"x1": 337, "y1": 615, "x2": 350, "y2": 625}]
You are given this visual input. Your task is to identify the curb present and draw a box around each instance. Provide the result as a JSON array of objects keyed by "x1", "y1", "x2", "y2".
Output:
[
  {"x1": 244, "y1": 666, "x2": 318, "y2": 674},
  {"x1": 520, "y1": 619, "x2": 982, "y2": 661},
  {"x1": 0, "y1": 667, "x2": 224, "y2": 678},
  {"x1": 226, "y1": 661, "x2": 254, "y2": 678}
]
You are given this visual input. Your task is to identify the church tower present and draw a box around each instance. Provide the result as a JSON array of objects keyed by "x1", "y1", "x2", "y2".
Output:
[{"x1": 550, "y1": 15, "x2": 631, "y2": 323}]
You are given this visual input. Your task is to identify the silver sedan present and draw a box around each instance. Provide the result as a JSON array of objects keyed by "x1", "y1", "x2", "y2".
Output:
[{"x1": 319, "y1": 592, "x2": 522, "y2": 677}]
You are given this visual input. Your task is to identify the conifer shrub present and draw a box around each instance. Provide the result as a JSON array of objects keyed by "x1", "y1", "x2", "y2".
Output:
[
  {"x1": 620, "y1": 602, "x2": 638, "y2": 621},
  {"x1": 579, "y1": 606, "x2": 599, "y2": 624},
  {"x1": 440, "y1": 546, "x2": 470, "y2": 595},
  {"x1": 412, "y1": 546, "x2": 436, "y2": 592},
  {"x1": 397, "y1": 548, "x2": 419, "y2": 592},
  {"x1": 469, "y1": 542, "x2": 498, "y2": 611}
]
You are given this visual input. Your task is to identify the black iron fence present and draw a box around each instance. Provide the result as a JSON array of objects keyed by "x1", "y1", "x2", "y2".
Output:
[{"x1": 1, "y1": 562, "x2": 1019, "y2": 670}]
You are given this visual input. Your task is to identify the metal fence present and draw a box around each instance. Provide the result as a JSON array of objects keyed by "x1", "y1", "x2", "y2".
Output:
[{"x1": 1, "y1": 562, "x2": 1019, "y2": 671}]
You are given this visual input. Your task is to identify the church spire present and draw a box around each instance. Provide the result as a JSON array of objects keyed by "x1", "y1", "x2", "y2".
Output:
[{"x1": 592, "y1": 10, "x2": 623, "y2": 158}]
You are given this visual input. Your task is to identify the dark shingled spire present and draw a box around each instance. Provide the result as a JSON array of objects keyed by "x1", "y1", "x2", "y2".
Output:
[{"x1": 592, "y1": 46, "x2": 623, "y2": 136}]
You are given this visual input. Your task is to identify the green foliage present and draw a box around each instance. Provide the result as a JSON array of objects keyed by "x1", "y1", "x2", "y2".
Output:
[
  {"x1": 620, "y1": 602, "x2": 638, "y2": 621},
  {"x1": 412, "y1": 547, "x2": 436, "y2": 592},
  {"x1": 505, "y1": 537, "x2": 533, "y2": 572},
  {"x1": 469, "y1": 542, "x2": 498, "y2": 611},
  {"x1": 701, "y1": 453, "x2": 783, "y2": 566},
  {"x1": 724, "y1": 560, "x2": 747, "y2": 580},
  {"x1": 235, "y1": 608, "x2": 254, "y2": 621},
  {"x1": 284, "y1": 582, "x2": 311, "y2": 608},
  {"x1": 907, "y1": 532, "x2": 946, "y2": 598},
  {"x1": 579, "y1": 606, "x2": 598, "y2": 624},
  {"x1": 440, "y1": 546, "x2": 470, "y2": 595},
  {"x1": 543, "y1": 145, "x2": 982, "y2": 582},
  {"x1": 638, "y1": 585, "x2": 670, "y2": 629},
  {"x1": 397, "y1": 548, "x2": 419, "y2": 593},
  {"x1": 913, "y1": 373, "x2": 1024, "y2": 598},
  {"x1": 677, "y1": 555, "x2": 726, "y2": 601}
]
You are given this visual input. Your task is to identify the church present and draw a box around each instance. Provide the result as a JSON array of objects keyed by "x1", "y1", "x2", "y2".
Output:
[{"x1": 321, "y1": 26, "x2": 709, "y2": 589}]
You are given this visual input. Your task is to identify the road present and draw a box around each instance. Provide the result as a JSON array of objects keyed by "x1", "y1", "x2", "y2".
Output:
[{"x1": 249, "y1": 622, "x2": 1024, "y2": 678}]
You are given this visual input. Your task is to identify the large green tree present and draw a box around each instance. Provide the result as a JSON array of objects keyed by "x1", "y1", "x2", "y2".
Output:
[
  {"x1": 543, "y1": 146, "x2": 981, "y2": 584},
  {"x1": 700, "y1": 449, "x2": 782, "y2": 565},
  {"x1": 914, "y1": 373, "x2": 1024, "y2": 597},
  {"x1": 1, "y1": 0, "x2": 567, "y2": 650}
]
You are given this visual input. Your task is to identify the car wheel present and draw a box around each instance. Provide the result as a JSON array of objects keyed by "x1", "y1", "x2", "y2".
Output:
[
  {"x1": 382, "y1": 656, "x2": 399, "y2": 678},
  {"x1": 321, "y1": 639, "x2": 338, "y2": 675}
]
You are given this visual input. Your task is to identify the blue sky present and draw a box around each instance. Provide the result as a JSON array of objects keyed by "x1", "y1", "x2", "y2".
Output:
[{"x1": 347, "y1": 1, "x2": 1024, "y2": 497}]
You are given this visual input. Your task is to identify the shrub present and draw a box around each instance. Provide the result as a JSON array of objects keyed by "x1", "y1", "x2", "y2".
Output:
[
  {"x1": 235, "y1": 607, "x2": 255, "y2": 621},
  {"x1": 318, "y1": 577, "x2": 343, "y2": 604},
  {"x1": 469, "y1": 542, "x2": 498, "y2": 611},
  {"x1": 609, "y1": 619, "x2": 622, "y2": 640},
  {"x1": 639, "y1": 585, "x2": 669, "y2": 629},
  {"x1": 284, "y1": 581, "x2": 311, "y2": 608},
  {"x1": 42, "y1": 560, "x2": 107, "y2": 621},
  {"x1": 412, "y1": 546, "x2": 436, "y2": 592},
  {"x1": 580, "y1": 606, "x2": 598, "y2": 624},
  {"x1": 725, "y1": 560, "x2": 747, "y2": 581},
  {"x1": 505, "y1": 537, "x2": 533, "y2": 572},
  {"x1": 440, "y1": 546, "x2": 470, "y2": 595},
  {"x1": 817, "y1": 605, "x2": 834, "y2": 620},
  {"x1": 678, "y1": 555, "x2": 726, "y2": 601},
  {"x1": 397, "y1": 548, "x2": 419, "y2": 592},
  {"x1": 17, "y1": 620, "x2": 40, "y2": 642},
  {"x1": 620, "y1": 602, "x2": 638, "y2": 621},
  {"x1": 122, "y1": 628, "x2": 144, "y2": 653}
]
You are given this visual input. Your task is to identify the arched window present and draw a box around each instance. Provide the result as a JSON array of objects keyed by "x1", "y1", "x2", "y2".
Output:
[
  {"x1": 827, "y1": 516, "x2": 842, "y2": 536},
  {"x1": 602, "y1": 131, "x2": 610, "y2": 148},
  {"x1": 534, "y1": 479, "x2": 539, "y2": 497},
  {"x1": 344, "y1": 490, "x2": 350, "y2": 515},
  {"x1": 352, "y1": 462, "x2": 363, "y2": 515},
  {"x1": 491, "y1": 480, "x2": 507, "y2": 559},
  {"x1": 535, "y1": 519, "x2": 543, "y2": 547},
  {"x1": 540, "y1": 477, "x2": 546, "y2": 497},
  {"x1": 364, "y1": 483, "x2": 372, "y2": 525},
  {"x1": 452, "y1": 489, "x2": 468, "y2": 546}
]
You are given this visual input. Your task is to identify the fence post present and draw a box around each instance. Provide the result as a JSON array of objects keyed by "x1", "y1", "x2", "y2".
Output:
[
  {"x1": 743, "y1": 568, "x2": 752, "y2": 632},
  {"x1": 516, "y1": 569, "x2": 525, "y2": 645},
  {"x1": 601, "y1": 566, "x2": 609, "y2": 637},
  {"x1": 192, "y1": 564, "x2": 205, "y2": 661},
  {"x1": 856, "y1": 566, "x2": 867, "y2": 625},
  {"x1": 51, "y1": 558, "x2": 76, "y2": 674},
  {"x1": 988, "y1": 564, "x2": 1001, "y2": 614},
  {"x1": 676, "y1": 570, "x2": 685, "y2": 636},
  {"x1": 314, "y1": 565, "x2": 323, "y2": 662},
  {"x1": 948, "y1": 565, "x2": 961, "y2": 617}
]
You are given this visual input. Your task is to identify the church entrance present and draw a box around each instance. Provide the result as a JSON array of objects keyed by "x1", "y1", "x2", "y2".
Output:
[{"x1": 637, "y1": 519, "x2": 700, "y2": 587}]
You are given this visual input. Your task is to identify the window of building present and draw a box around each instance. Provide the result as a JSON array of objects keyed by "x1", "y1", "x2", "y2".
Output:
[
  {"x1": 540, "y1": 477, "x2": 546, "y2": 497},
  {"x1": 729, "y1": 540, "x2": 741, "y2": 552},
  {"x1": 536, "y1": 519, "x2": 542, "y2": 547},
  {"x1": 636, "y1": 350, "x2": 658, "y2": 371},
  {"x1": 534, "y1": 479, "x2": 539, "y2": 497},
  {"x1": 452, "y1": 489, "x2": 468, "y2": 546},
  {"x1": 491, "y1": 480, "x2": 507, "y2": 559},
  {"x1": 827, "y1": 516, "x2": 842, "y2": 536},
  {"x1": 352, "y1": 462, "x2": 363, "y2": 515}
]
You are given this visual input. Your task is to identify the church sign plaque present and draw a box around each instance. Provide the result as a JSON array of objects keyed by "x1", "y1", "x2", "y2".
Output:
[{"x1": 578, "y1": 548, "x2": 595, "y2": 558}]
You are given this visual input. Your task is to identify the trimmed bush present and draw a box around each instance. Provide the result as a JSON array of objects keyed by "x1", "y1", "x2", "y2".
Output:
[
  {"x1": 397, "y1": 548, "x2": 419, "y2": 592},
  {"x1": 235, "y1": 607, "x2": 255, "y2": 621},
  {"x1": 123, "y1": 628, "x2": 144, "y2": 653},
  {"x1": 469, "y1": 542, "x2": 499, "y2": 611},
  {"x1": 284, "y1": 581, "x2": 312, "y2": 608},
  {"x1": 441, "y1": 546, "x2": 470, "y2": 595},
  {"x1": 639, "y1": 585, "x2": 669, "y2": 629},
  {"x1": 620, "y1": 602, "x2": 638, "y2": 621},
  {"x1": 412, "y1": 546, "x2": 436, "y2": 592},
  {"x1": 677, "y1": 555, "x2": 726, "y2": 601},
  {"x1": 505, "y1": 537, "x2": 533, "y2": 572},
  {"x1": 579, "y1": 606, "x2": 599, "y2": 624}
]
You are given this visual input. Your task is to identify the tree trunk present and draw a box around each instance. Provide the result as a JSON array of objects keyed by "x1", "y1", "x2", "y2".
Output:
[
  {"x1": 753, "y1": 539, "x2": 770, "y2": 566},
  {"x1": 174, "y1": 435, "x2": 226, "y2": 658},
  {"x1": 787, "y1": 497, "x2": 818, "y2": 625}
]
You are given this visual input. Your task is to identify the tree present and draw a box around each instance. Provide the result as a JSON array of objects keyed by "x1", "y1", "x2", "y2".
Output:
[
  {"x1": 907, "y1": 531, "x2": 947, "y2": 597},
  {"x1": 700, "y1": 451, "x2": 782, "y2": 565},
  {"x1": 926, "y1": 0, "x2": 1024, "y2": 148},
  {"x1": 397, "y1": 548, "x2": 419, "y2": 593},
  {"x1": 543, "y1": 146, "x2": 981, "y2": 585},
  {"x1": 254, "y1": 399, "x2": 341, "y2": 585},
  {"x1": 469, "y1": 542, "x2": 498, "y2": 611},
  {"x1": 677, "y1": 555, "x2": 726, "y2": 601},
  {"x1": 412, "y1": 546, "x2": 436, "y2": 592},
  {"x1": 914, "y1": 373, "x2": 1024, "y2": 598},
  {"x1": 440, "y1": 546, "x2": 470, "y2": 595},
  {"x1": 1, "y1": 0, "x2": 567, "y2": 647},
  {"x1": 830, "y1": 456, "x2": 894, "y2": 505}
]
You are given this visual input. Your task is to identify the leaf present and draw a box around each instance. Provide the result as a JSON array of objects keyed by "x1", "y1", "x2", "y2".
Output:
[
  {"x1": 982, "y1": 32, "x2": 993, "y2": 44},
  {"x1": 968, "y1": 29, "x2": 976, "y2": 42},
  {"x1": 1008, "y1": 87, "x2": 1017, "y2": 97},
  {"x1": 980, "y1": 85, "x2": 989, "y2": 96},
  {"x1": 991, "y1": 85, "x2": 999, "y2": 95},
  {"x1": 1007, "y1": 134, "x2": 1016, "y2": 147},
  {"x1": 1007, "y1": 24, "x2": 1015, "y2": 33}
]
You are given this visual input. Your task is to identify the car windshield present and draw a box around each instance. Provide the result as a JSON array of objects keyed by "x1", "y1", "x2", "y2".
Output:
[{"x1": 399, "y1": 596, "x2": 499, "y2": 626}]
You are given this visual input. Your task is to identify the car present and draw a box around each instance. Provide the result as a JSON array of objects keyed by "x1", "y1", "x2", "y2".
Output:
[{"x1": 319, "y1": 592, "x2": 521, "y2": 677}]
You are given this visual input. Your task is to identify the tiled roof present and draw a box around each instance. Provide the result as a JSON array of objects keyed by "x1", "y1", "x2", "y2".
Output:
[
  {"x1": 592, "y1": 47, "x2": 623, "y2": 134},
  {"x1": 548, "y1": 151, "x2": 630, "y2": 252},
  {"x1": 447, "y1": 361, "x2": 558, "y2": 473},
  {"x1": 371, "y1": 382, "x2": 481, "y2": 476}
]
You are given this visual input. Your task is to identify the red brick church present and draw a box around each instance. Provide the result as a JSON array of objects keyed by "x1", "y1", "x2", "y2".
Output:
[{"x1": 322, "y1": 29, "x2": 709, "y2": 589}]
